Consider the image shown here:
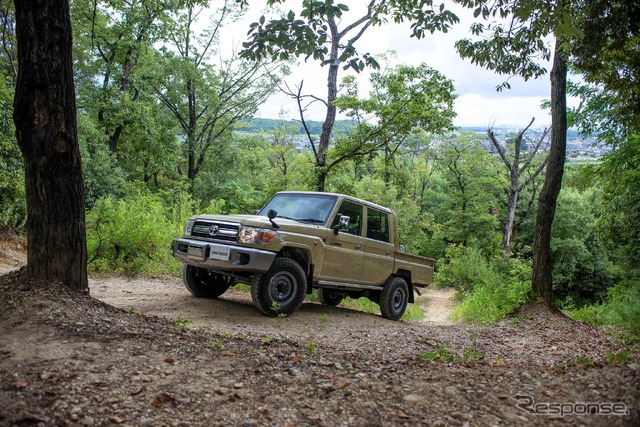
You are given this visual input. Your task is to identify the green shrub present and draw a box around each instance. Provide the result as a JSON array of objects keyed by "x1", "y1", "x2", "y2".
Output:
[
  {"x1": 434, "y1": 245, "x2": 496, "y2": 293},
  {"x1": 86, "y1": 191, "x2": 194, "y2": 276},
  {"x1": 439, "y1": 249, "x2": 534, "y2": 324},
  {"x1": 572, "y1": 279, "x2": 640, "y2": 337}
]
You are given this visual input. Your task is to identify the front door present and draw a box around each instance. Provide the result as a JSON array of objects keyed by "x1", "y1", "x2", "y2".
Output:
[{"x1": 320, "y1": 200, "x2": 365, "y2": 283}]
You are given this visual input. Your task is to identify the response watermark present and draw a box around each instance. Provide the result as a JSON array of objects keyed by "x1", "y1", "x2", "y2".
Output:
[{"x1": 513, "y1": 394, "x2": 630, "y2": 417}]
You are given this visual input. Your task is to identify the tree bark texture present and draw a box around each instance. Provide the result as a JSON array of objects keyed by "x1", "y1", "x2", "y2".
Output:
[
  {"x1": 532, "y1": 41, "x2": 567, "y2": 310},
  {"x1": 13, "y1": 0, "x2": 88, "y2": 293}
]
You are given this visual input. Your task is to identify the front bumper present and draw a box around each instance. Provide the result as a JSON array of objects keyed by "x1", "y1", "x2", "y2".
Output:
[{"x1": 171, "y1": 238, "x2": 276, "y2": 272}]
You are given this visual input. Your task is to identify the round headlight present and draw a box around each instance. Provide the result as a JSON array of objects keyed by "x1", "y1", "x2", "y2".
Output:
[{"x1": 239, "y1": 227, "x2": 258, "y2": 243}]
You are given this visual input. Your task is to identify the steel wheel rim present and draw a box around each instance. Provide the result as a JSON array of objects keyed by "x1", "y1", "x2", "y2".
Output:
[
  {"x1": 268, "y1": 272, "x2": 297, "y2": 304},
  {"x1": 392, "y1": 287, "x2": 406, "y2": 311}
]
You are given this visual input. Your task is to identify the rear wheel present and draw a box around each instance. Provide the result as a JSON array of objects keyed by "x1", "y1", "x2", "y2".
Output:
[
  {"x1": 182, "y1": 265, "x2": 231, "y2": 298},
  {"x1": 317, "y1": 288, "x2": 344, "y2": 306},
  {"x1": 251, "y1": 258, "x2": 307, "y2": 317},
  {"x1": 380, "y1": 276, "x2": 409, "y2": 321}
]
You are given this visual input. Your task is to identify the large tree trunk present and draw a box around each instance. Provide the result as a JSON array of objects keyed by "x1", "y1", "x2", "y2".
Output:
[
  {"x1": 13, "y1": 0, "x2": 88, "y2": 293},
  {"x1": 532, "y1": 41, "x2": 566, "y2": 310}
]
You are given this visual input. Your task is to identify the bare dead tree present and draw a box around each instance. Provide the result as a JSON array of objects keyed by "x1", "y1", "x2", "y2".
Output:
[{"x1": 487, "y1": 118, "x2": 550, "y2": 255}]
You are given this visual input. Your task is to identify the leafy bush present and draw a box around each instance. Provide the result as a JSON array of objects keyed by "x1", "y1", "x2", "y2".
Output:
[
  {"x1": 437, "y1": 246, "x2": 534, "y2": 324},
  {"x1": 604, "y1": 280, "x2": 640, "y2": 333},
  {"x1": 572, "y1": 278, "x2": 640, "y2": 337},
  {"x1": 434, "y1": 245, "x2": 496, "y2": 293},
  {"x1": 86, "y1": 191, "x2": 195, "y2": 276},
  {"x1": 0, "y1": 77, "x2": 26, "y2": 229}
]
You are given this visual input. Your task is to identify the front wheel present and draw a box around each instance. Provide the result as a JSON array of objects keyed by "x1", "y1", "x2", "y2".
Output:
[
  {"x1": 182, "y1": 265, "x2": 231, "y2": 298},
  {"x1": 251, "y1": 258, "x2": 307, "y2": 317},
  {"x1": 317, "y1": 288, "x2": 344, "y2": 307},
  {"x1": 380, "y1": 276, "x2": 409, "y2": 321}
]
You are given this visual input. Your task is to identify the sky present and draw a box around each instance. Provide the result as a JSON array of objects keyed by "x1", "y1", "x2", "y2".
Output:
[{"x1": 219, "y1": 1, "x2": 557, "y2": 129}]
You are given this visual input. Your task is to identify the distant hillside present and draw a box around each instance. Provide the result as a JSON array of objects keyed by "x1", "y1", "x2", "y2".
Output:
[
  {"x1": 239, "y1": 118, "x2": 357, "y2": 135},
  {"x1": 240, "y1": 118, "x2": 591, "y2": 143}
]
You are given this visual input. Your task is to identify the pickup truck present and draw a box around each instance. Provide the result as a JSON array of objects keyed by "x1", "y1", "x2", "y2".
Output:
[{"x1": 171, "y1": 191, "x2": 434, "y2": 320}]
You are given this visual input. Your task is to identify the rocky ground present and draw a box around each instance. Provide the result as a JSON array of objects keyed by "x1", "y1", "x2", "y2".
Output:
[{"x1": 0, "y1": 236, "x2": 638, "y2": 426}]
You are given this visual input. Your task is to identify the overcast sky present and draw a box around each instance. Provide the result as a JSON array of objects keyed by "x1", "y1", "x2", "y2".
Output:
[{"x1": 219, "y1": 1, "x2": 557, "y2": 129}]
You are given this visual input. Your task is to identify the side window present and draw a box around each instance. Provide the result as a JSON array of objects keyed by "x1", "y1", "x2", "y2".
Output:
[
  {"x1": 331, "y1": 201, "x2": 363, "y2": 236},
  {"x1": 367, "y1": 209, "x2": 390, "y2": 243}
]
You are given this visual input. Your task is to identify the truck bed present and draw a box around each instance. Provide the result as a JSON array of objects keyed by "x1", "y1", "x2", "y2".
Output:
[{"x1": 394, "y1": 251, "x2": 435, "y2": 287}]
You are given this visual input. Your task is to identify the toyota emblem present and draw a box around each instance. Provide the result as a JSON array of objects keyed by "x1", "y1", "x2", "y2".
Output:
[{"x1": 208, "y1": 225, "x2": 220, "y2": 236}]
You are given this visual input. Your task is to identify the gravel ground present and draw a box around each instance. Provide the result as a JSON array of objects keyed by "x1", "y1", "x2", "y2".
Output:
[{"x1": 0, "y1": 247, "x2": 638, "y2": 426}]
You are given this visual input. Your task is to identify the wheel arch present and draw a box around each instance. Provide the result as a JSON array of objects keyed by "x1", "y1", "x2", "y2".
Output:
[
  {"x1": 393, "y1": 269, "x2": 414, "y2": 303},
  {"x1": 276, "y1": 246, "x2": 313, "y2": 294}
]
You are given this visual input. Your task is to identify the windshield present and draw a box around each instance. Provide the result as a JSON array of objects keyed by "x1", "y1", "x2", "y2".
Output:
[{"x1": 258, "y1": 193, "x2": 338, "y2": 225}]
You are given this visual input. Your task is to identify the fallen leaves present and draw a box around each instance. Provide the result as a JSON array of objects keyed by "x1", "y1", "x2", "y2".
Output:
[{"x1": 150, "y1": 392, "x2": 177, "y2": 408}]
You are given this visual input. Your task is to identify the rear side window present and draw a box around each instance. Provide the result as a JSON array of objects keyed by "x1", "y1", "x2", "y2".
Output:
[
  {"x1": 331, "y1": 200, "x2": 363, "y2": 236},
  {"x1": 367, "y1": 209, "x2": 390, "y2": 243}
]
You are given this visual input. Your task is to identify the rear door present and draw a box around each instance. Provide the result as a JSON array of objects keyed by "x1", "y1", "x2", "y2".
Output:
[
  {"x1": 320, "y1": 200, "x2": 365, "y2": 283},
  {"x1": 361, "y1": 208, "x2": 395, "y2": 285}
]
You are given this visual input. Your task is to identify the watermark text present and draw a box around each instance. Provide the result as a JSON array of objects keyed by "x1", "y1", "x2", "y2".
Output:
[{"x1": 513, "y1": 394, "x2": 629, "y2": 417}]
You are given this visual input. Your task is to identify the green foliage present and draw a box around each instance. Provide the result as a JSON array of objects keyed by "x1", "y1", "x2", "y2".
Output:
[
  {"x1": 402, "y1": 304, "x2": 425, "y2": 322},
  {"x1": 602, "y1": 280, "x2": 640, "y2": 334},
  {"x1": 420, "y1": 343, "x2": 459, "y2": 362},
  {"x1": 429, "y1": 133, "x2": 504, "y2": 256},
  {"x1": 440, "y1": 248, "x2": 534, "y2": 324},
  {"x1": 341, "y1": 296, "x2": 380, "y2": 315},
  {"x1": 86, "y1": 191, "x2": 195, "y2": 276},
  {"x1": 175, "y1": 316, "x2": 192, "y2": 328},
  {"x1": 77, "y1": 114, "x2": 128, "y2": 209},
  {"x1": 0, "y1": 76, "x2": 25, "y2": 228},
  {"x1": 434, "y1": 245, "x2": 495, "y2": 293},
  {"x1": 551, "y1": 187, "x2": 615, "y2": 306},
  {"x1": 419, "y1": 342, "x2": 484, "y2": 363},
  {"x1": 595, "y1": 136, "x2": 640, "y2": 268},
  {"x1": 570, "y1": 278, "x2": 640, "y2": 340}
]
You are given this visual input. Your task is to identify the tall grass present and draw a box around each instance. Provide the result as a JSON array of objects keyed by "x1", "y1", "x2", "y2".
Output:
[
  {"x1": 436, "y1": 245, "x2": 534, "y2": 324},
  {"x1": 570, "y1": 278, "x2": 640, "y2": 338},
  {"x1": 86, "y1": 191, "x2": 195, "y2": 276}
]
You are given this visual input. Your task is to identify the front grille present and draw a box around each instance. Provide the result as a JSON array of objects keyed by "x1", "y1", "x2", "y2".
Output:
[{"x1": 190, "y1": 220, "x2": 239, "y2": 242}]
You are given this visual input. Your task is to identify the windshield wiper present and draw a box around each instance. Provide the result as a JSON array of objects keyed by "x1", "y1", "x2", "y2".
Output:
[
  {"x1": 276, "y1": 215, "x2": 294, "y2": 220},
  {"x1": 296, "y1": 218, "x2": 325, "y2": 224}
]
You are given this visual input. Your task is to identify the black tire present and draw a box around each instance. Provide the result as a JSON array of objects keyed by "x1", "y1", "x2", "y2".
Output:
[
  {"x1": 251, "y1": 258, "x2": 307, "y2": 317},
  {"x1": 317, "y1": 288, "x2": 344, "y2": 306},
  {"x1": 182, "y1": 265, "x2": 231, "y2": 298},
  {"x1": 380, "y1": 276, "x2": 409, "y2": 321}
]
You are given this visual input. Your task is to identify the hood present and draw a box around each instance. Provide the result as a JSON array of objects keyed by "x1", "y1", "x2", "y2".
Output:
[{"x1": 193, "y1": 214, "x2": 327, "y2": 234}]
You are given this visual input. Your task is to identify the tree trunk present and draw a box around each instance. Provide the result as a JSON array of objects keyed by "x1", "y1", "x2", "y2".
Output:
[
  {"x1": 315, "y1": 18, "x2": 340, "y2": 192},
  {"x1": 13, "y1": 0, "x2": 88, "y2": 293},
  {"x1": 532, "y1": 41, "x2": 566, "y2": 310},
  {"x1": 504, "y1": 184, "x2": 519, "y2": 255}
]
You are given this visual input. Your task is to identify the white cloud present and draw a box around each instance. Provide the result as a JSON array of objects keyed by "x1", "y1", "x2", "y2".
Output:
[{"x1": 222, "y1": 1, "x2": 556, "y2": 127}]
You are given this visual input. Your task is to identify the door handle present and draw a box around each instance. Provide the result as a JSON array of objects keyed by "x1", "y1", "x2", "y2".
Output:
[
  {"x1": 329, "y1": 242, "x2": 342, "y2": 247},
  {"x1": 355, "y1": 245, "x2": 362, "y2": 250},
  {"x1": 386, "y1": 251, "x2": 392, "y2": 256}
]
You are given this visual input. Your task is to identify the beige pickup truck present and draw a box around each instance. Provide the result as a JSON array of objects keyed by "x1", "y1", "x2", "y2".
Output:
[{"x1": 171, "y1": 191, "x2": 434, "y2": 320}]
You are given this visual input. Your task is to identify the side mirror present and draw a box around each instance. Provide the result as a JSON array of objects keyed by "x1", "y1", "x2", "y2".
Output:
[
  {"x1": 267, "y1": 209, "x2": 280, "y2": 229},
  {"x1": 332, "y1": 215, "x2": 350, "y2": 235},
  {"x1": 339, "y1": 215, "x2": 350, "y2": 231}
]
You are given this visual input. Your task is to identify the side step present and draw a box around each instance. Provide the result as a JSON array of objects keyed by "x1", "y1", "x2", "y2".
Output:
[{"x1": 315, "y1": 280, "x2": 383, "y2": 291}]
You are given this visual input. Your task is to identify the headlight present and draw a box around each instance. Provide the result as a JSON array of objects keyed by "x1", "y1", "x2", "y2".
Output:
[
  {"x1": 239, "y1": 227, "x2": 277, "y2": 244},
  {"x1": 184, "y1": 219, "x2": 195, "y2": 236}
]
